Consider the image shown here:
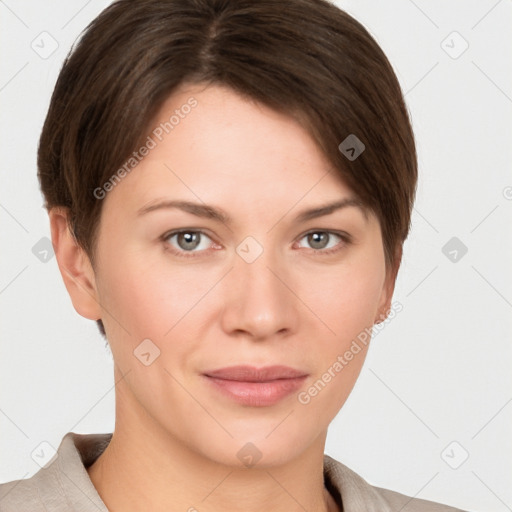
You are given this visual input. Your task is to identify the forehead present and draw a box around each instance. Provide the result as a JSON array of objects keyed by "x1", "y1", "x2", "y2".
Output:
[
  {"x1": 153, "y1": 83, "x2": 331, "y2": 173},
  {"x1": 100, "y1": 83, "x2": 363, "y2": 222}
]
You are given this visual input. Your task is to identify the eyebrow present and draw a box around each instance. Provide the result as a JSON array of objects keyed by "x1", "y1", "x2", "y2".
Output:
[{"x1": 137, "y1": 197, "x2": 368, "y2": 224}]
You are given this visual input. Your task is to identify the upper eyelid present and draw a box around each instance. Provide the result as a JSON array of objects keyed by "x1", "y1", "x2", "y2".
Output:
[
  {"x1": 295, "y1": 231, "x2": 350, "y2": 250},
  {"x1": 162, "y1": 228, "x2": 214, "y2": 240}
]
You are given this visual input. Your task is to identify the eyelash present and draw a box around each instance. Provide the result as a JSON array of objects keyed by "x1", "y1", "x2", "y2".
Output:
[{"x1": 160, "y1": 229, "x2": 352, "y2": 259}]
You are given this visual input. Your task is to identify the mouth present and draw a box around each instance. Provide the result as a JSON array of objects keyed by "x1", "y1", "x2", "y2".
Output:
[{"x1": 202, "y1": 365, "x2": 308, "y2": 407}]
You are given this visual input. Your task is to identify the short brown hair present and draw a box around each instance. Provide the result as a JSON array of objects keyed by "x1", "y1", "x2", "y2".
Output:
[{"x1": 38, "y1": 0, "x2": 417, "y2": 331}]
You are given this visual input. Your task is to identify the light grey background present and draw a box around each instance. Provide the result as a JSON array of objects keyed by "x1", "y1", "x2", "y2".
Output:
[{"x1": 1, "y1": 1, "x2": 511, "y2": 511}]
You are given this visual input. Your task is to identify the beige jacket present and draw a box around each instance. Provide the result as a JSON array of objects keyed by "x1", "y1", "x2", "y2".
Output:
[{"x1": 0, "y1": 432, "x2": 467, "y2": 511}]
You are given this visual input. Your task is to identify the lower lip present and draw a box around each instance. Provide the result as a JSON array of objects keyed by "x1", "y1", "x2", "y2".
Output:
[{"x1": 203, "y1": 375, "x2": 307, "y2": 407}]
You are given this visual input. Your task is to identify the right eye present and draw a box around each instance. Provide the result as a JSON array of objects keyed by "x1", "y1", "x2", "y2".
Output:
[{"x1": 162, "y1": 230, "x2": 217, "y2": 257}]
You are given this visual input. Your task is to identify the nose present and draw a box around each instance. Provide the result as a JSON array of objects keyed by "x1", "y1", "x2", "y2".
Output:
[{"x1": 219, "y1": 246, "x2": 299, "y2": 341}]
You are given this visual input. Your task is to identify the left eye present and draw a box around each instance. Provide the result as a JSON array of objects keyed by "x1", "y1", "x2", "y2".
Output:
[{"x1": 297, "y1": 231, "x2": 344, "y2": 251}]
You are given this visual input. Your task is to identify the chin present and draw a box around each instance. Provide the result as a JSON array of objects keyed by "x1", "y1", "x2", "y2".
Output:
[{"x1": 189, "y1": 426, "x2": 314, "y2": 470}]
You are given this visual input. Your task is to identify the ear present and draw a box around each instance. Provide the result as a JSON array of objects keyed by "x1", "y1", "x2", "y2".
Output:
[
  {"x1": 48, "y1": 207, "x2": 102, "y2": 321},
  {"x1": 374, "y1": 245, "x2": 402, "y2": 324}
]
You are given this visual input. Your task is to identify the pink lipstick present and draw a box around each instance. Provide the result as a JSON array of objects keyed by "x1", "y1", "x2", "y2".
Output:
[{"x1": 202, "y1": 365, "x2": 308, "y2": 407}]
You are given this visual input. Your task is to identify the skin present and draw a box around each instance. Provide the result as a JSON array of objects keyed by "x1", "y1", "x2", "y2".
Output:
[{"x1": 49, "y1": 83, "x2": 399, "y2": 512}]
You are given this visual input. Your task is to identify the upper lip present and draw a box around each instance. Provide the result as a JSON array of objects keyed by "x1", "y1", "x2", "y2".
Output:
[{"x1": 203, "y1": 365, "x2": 308, "y2": 382}]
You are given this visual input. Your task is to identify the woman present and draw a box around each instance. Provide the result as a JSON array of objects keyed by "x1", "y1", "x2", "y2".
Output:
[{"x1": 0, "y1": 0, "x2": 469, "y2": 510}]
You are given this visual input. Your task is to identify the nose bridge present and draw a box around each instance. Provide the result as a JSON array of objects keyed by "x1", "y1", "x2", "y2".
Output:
[{"x1": 221, "y1": 237, "x2": 297, "y2": 339}]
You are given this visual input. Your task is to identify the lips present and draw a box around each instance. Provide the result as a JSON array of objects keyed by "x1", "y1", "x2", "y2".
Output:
[{"x1": 202, "y1": 365, "x2": 308, "y2": 407}]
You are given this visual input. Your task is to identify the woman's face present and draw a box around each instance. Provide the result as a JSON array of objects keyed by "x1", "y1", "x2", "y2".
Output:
[{"x1": 85, "y1": 84, "x2": 395, "y2": 466}]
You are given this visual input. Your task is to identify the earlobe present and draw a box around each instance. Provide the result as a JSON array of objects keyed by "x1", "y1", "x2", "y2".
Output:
[{"x1": 48, "y1": 208, "x2": 102, "y2": 321}]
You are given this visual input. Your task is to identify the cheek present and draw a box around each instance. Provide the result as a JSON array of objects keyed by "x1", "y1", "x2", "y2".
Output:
[
  {"x1": 96, "y1": 264, "x2": 165, "y2": 338},
  {"x1": 303, "y1": 258, "x2": 385, "y2": 342},
  {"x1": 95, "y1": 249, "x2": 216, "y2": 348},
  {"x1": 296, "y1": 254, "x2": 385, "y2": 408},
  {"x1": 296, "y1": 266, "x2": 382, "y2": 419}
]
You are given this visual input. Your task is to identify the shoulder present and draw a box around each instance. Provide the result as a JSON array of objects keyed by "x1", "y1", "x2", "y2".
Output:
[
  {"x1": 0, "y1": 463, "x2": 59, "y2": 512},
  {"x1": 374, "y1": 485, "x2": 467, "y2": 512},
  {"x1": 323, "y1": 454, "x2": 470, "y2": 512},
  {"x1": 0, "y1": 432, "x2": 111, "y2": 512}
]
